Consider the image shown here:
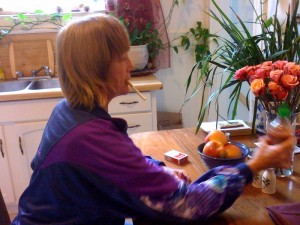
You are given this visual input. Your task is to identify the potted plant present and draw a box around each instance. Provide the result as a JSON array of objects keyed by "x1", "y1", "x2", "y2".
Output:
[
  {"x1": 121, "y1": 17, "x2": 162, "y2": 71},
  {"x1": 178, "y1": 0, "x2": 300, "y2": 133},
  {"x1": 117, "y1": 0, "x2": 179, "y2": 71}
]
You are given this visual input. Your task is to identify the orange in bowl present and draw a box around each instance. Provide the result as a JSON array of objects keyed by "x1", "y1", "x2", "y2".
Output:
[
  {"x1": 204, "y1": 130, "x2": 228, "y2": 145},
  {"x1": 224, "y1": 143, "x2": 242, "y2": 158},
  {"x1": 198, "y1": 142, "x2": 249, "y2": 169}
]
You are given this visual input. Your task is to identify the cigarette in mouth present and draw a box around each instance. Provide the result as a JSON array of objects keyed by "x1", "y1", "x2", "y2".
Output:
[{"x1": 127, "y1": 80, "x2": 146, "y2": 101}]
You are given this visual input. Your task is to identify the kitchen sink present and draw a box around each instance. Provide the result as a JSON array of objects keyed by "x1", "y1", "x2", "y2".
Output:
[
  {"x1": 0, "y1": 80, "x2": 32, "y2": 92},
  {"x1": 27, "y1": 78, "x2": 60, "y2": 90}
]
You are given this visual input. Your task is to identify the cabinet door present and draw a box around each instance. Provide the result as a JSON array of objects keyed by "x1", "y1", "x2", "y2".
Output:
[
  {"x1": 4, "y1": 121, "x2": 47, "y2": 201},
  {"x1": 0, "y1": 126, "x2": 16, "y2": 205}
]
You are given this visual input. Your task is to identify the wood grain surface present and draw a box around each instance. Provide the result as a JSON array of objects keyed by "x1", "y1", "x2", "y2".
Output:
[{"x1": 130, "y1": 128, "x2": 300, "y2": 225}]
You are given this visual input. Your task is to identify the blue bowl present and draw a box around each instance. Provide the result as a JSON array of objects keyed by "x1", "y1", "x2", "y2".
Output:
[{"x1": 197, "y1": 141, "x2": 250, "y2": 169}]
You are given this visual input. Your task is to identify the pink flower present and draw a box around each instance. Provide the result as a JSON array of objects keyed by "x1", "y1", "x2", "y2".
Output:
[
  {"x1": 262, "y1": 61, "x2": 272, "y2": 67},
  {"x1": 246, "y1": 66, "x2": 258, "y2": 82},
  {"x1": 254, "y1": 68, "x2": 268, "y2": 79},
  {"x1": 269, "y1": 70, "x2": 283, "y2": 83},
  {"x1": 246, "y1": 66, "x2": 256, "y2": 76},
  {"x1": 234, "y1": 67, "x2": 247, "y2": 80},
  {"x1": 273, "y1": 60, "x2": 288, "y2": 70},
  {"x1": 260, "y1": 65, "x2": 272, "y2": 76}
]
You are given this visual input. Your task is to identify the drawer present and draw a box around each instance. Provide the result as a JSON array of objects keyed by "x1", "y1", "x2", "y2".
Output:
[
  {"x1": 114, "y1": 112, "x2": 153, "y2": 135},
  {"x1": 0, "y1": 98, "x2": 62, "y2": 123},
  {"x1": 108, "y1": 92, "x2": 151, "y2": 115}
]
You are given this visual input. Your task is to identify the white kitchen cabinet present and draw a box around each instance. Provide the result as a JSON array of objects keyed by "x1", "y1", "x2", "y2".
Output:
[
  {"x1": 0, "y1": 98, "x2": 61, "y2": 212},
  {"x1": 4, "y1": 121, "x2": 47, "y2": 202},
  {"x1": 109, "y1": 92, "x2": 157, "y2": 135},
  {"x1": 0, "y1": 126, "x2": 16, "y2": 206},
  {"x1": 0, "y1": 89, "x2": 159, "y2": 212}
]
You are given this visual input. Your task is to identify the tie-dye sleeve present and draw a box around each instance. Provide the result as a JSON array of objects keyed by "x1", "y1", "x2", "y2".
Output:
[{"x1": 140, "y1": 163, "x2": 253, "y2": 221}]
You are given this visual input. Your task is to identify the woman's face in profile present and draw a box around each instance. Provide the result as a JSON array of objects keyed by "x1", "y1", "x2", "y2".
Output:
[{"x1": 106, "y1": 52, "x2": 134, "y2": 100}]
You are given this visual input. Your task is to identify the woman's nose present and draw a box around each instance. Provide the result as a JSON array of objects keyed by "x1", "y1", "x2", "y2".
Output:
[{"x1": 128, "y1": 57, "x2": 135, "y2": 71}]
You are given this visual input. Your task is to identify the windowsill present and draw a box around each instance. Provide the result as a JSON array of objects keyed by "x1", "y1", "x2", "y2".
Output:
[
  {"x1": 0, "y1": 10, "x2": 106, "y2": 35},
  {"x1": 0, "y1": 10, "x2": 106, "y2": 17}
]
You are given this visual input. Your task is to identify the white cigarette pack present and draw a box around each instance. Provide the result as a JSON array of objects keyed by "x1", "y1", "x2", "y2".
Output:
[{"x1": 164, "y1": 150, "x2": 188, "y2": 165}]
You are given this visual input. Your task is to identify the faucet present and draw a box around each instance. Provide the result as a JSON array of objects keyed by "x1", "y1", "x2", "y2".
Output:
[
  {"x1": 16, "y1": 71, "x2": 24, "y2": 78},
  {"x1": 31, "y1": 66, "x2": 53, "y2": 77}
]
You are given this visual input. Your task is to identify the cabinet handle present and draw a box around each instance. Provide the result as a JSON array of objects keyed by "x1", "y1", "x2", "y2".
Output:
[
  {"x1": 0, "y1": 139, "x2": 4, "y2": 158},
  {"x1": 19, "y1": 136, "x2": 24, "y2": 155},
  {"x1": 119, "y1": 101, "x2": 139, "y2": 105},
  {"x1": 128, "y1": 124, "x2": 141, "y2": 129}
]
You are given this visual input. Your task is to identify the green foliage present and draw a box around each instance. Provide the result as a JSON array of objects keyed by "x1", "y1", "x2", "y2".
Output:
[
  {"x1": 120, "y1": 17, "x2": 163, "y2": 64},
  {"x1": 119, "y1": 0, "x2": 179, "y2": 68},
  {"x1": 0, "y1": 11, "x2": 72, "y2": 39},
  {"x1": 177, "y1": 0, "x2": 300, "y2": 133},
  {"x1": 171, "y1": 20, "x2": 216, "y2": 127}
]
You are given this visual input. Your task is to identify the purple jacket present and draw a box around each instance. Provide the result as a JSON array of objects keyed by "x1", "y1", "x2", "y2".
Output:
[{"x1": 12, "y1": 99, "x2": 253, "y2": 225}]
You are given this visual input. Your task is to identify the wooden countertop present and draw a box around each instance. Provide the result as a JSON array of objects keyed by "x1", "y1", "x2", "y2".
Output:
[
  {"x1": 0, "y1": 74, "x2": 162, "y2": 102},
  {"x1": 130, "y1": 128, "x2": 300, "y2": 225}
]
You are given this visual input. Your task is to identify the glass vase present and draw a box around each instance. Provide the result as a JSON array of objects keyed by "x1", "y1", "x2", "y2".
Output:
[
  {"x1": 255, "y1": 101, "x2": 268, "y2": 134},
  {"x1": 265, "y1": 111, "x2": 297, "y2": 177}
]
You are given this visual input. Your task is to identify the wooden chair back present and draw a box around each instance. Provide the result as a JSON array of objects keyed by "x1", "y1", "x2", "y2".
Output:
[{"x1": 0, "y1": 189, "x2": 11, "y2": 225}]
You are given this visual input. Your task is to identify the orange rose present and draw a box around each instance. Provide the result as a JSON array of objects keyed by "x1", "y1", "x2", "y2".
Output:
[
  {"x1": 274, "y1": 85, "x2": 288, "y2": 100},
  {"x1": 268, "y1": 81, "x2": 279, "y2": 94},
  {"x1": 285, "y1": 64, "x2": 300, "y2": 76},
  {"x1": 283, "y1": 62, "x2": 296, "y2": 74},
  {"x1": 281, "y1": 74, "x2": 299, "y2": 90},
  {"x1": 250, "y1": 78, "x2": 265, "y2": 96},
  {"x1": 269, "y1": 70, "x2": 283, "y2": 83}
]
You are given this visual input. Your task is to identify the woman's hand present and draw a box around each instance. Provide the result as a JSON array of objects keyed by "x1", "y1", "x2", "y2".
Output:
[
  {"x1": 247, "y1": 135, "x2": 295, "y2": 174},
  {"x1": 162, "y1": 167, "x2": 192, "y2": 184}
]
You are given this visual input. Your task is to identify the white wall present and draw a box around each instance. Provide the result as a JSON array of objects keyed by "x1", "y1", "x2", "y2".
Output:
[
  {"x1": 156, "y1": 0, "x2": 209, "y2": 128},
  {"x1": 156, "y1": 0, "x2": 254, "y2": 129}
]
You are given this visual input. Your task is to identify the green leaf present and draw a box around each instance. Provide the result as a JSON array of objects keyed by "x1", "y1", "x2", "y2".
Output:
[
  {"x1": 17, "y1": 13, "x2": 27, "y2": 21},
  {"x1": 181, "y1": 36, "x2": 190, "y2": 50},
  {"x1": 264, "y1": 17, "x2": 273, "y2": 27},
  {"x1": 173, "y1": 46, "x2": 179, "y2": 54},
  {"x1": 190, "y1": 28, "x2": 195, "y2": 35},
  {"x1": 34, "y1": 10, "x2": 44, "y2": 14},
  {"x1": 62, "y1": 13, "x2": 72, "y2": 21}
]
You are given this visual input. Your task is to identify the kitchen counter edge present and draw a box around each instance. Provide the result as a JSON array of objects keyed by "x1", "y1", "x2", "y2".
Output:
[{"x1": 0, "y1": 75, "x2": 163, "y2": 102}]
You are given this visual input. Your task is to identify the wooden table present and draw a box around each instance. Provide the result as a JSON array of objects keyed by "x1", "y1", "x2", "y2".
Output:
[{"x1": 130, "y1": 128, "x2": 300, "y2": 225}]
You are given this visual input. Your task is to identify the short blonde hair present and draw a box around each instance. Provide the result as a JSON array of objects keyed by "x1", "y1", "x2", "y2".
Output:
[{"x1": 56, "y1": 14, "x2": 130, "y2": 110}]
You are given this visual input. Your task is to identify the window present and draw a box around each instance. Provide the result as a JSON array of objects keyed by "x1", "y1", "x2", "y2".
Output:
[
  {"x1": 0, "y1": 0, "x2": 106, "y2": 14},
  {"x1": 208, "y1": 0, "x2": 255, "y2": 123}
]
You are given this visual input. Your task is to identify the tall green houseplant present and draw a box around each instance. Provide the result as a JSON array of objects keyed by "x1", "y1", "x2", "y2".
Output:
[{"x1": 181, "y1": 0, "x2": 300, "y2": 133}]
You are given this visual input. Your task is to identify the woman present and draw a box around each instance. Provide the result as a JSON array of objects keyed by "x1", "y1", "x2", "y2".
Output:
[{"x1": 12, "y1": 14, "x2": 295, "y2": 225}]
